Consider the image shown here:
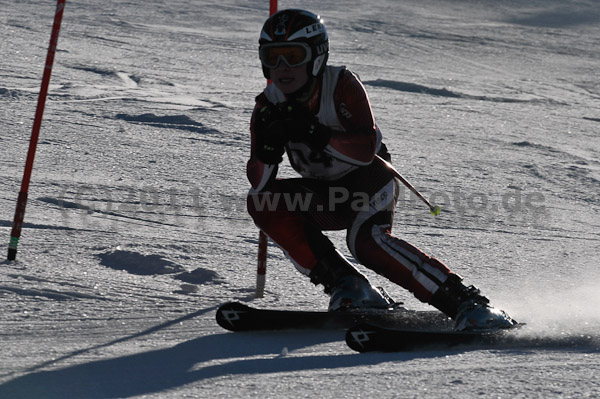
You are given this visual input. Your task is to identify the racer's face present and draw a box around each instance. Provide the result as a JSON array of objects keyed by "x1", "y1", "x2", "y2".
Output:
[{"x1": 270, "y1": 63, "x2": 309, "y2": 95}]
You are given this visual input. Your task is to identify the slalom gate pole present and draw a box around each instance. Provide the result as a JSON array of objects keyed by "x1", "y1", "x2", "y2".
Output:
[
  {"x1": 7, "y1": 0, "x2": 66, "y2": 261},
  {"x1": 255, "y1": 0, "x2": 278, "y2": 298},
  {"x1": 256, "y1": 231, "x2": 267, "y2": 298},
  {"x1": 376, "y1": 155, "x2": 442, "y2": 216}
]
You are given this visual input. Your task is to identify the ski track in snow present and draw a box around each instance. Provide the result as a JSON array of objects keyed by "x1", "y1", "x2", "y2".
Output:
[{"x1": 1, "y1": 0, "x2": 599, "y2": 398}]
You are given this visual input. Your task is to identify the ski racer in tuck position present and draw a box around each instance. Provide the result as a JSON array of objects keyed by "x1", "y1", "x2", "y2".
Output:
[{"x1": 246, "y1": 9, "x2": 517, "y2": 331}]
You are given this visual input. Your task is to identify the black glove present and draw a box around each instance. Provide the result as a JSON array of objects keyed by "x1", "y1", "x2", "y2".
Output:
[
  {"x1": 276, "y1": 101, "x2": 332, "y2": 151},
  {"x1": 290, "y1": 118, "x2": 332, "y2": 151},
  {"x1": 253, "y1": 104, "x2": 291, "y2": 164},
  {"x1": 253, "y1": 101, "x2": 333, "y2": 164}
]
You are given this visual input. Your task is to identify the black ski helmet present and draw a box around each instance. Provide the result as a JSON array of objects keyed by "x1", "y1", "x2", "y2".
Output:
[{"x1": 259, "y1": 9, "x2": 329, "y2": 79}]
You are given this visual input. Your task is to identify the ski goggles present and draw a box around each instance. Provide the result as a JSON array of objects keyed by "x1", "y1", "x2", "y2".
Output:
[{"x1": 259, "y1": 43, "x2": 312, "y2": 68}]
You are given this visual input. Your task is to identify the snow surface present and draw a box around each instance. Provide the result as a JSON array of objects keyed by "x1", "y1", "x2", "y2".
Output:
[{"x1": 1, "y1": 0, "x2": 599, "y2": 397}]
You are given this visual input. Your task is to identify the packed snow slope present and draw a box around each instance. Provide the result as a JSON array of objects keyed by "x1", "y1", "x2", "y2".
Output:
[{"x1": 1, "y1": 0, "x2": 599, "y2": 398}]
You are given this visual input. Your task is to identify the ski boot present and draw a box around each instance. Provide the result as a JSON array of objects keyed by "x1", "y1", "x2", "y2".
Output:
[
  {"x1": 309, "y1": 249, "x2": 393, "y2": 312},
  {"x1": 454, "y1": 297, "x2": 517, "y2": 331},
  {"x1": 430, "y1": 273, "x2": 517, "y2": 331},
  {"x1": 328, "y1": 274, "x2": 392, "y2": 311}
]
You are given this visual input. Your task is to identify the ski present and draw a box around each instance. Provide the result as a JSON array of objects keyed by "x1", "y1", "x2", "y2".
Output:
[
  {"x1": 216, "y1": 301, "x2": 452, "y2": 332},
  {"x1": 345, "y1": 322, "x2": 520, "y2": 352}
]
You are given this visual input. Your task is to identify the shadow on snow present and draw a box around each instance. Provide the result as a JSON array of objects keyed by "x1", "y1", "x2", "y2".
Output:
[
  {"x1": 1, "y1": 305, "x2": 599, "y2": 398},
  {"x1": 0, "y1": 325, "x2": 439, "y2": 399}
]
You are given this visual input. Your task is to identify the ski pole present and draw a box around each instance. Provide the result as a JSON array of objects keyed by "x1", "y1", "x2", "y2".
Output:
[
  {"x1": 7, "y1": 0, "x2": 66, "y2": 261},
  {"x1": 255, "y1": 0, "x2": 278, "y2": 297},
  {"x1": 376, "y1": 155, "x2": 442, "y2": 216}
]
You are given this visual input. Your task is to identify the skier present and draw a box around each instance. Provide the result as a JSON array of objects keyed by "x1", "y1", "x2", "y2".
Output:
[{"x1": 247, "y1": 9, "x2": 516, "y2": 331}]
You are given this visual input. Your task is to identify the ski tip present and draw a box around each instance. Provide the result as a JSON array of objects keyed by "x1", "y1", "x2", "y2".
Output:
[
  {"x1": 345, "y1": 323, "x2": 385, "y2": 353},
  {"x1": 215, "y1": 301, "x2": 252, "y2": 331}
]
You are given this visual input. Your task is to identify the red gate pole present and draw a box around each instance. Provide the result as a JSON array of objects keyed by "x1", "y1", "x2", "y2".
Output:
[
  {"x1": 255, "y1": 0, "x2": 278, "y2": 297},
  {"x1": 7, "y1": 0, "x2": 66, "y2": 261},
  {"x1": 256, "y1": 231, "x2": 268, "y2": 298}
]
